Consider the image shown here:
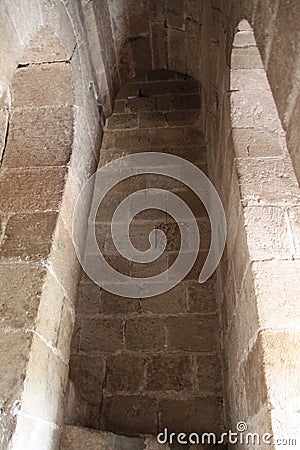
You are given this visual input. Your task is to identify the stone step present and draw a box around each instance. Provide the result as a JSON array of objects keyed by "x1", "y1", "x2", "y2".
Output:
[{"x1": 60, "y1": 425, "x2": 170, "y2": 450}]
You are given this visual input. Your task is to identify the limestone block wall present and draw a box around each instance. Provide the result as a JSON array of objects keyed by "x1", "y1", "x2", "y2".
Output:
[
  {"x1": 0, "y1": 0, "x2": 299, "y2": 448},
  {"x1": 0, "y1": 1, "x2": 103, "y2": 448},
  {"x1": 69, "y1": 70, "x2": 225, "y2": 437},
  {"x1": 198, "y1": 2, "x2": 300, "y2": 445},
  {"x1": 225, "y1": 20, "x2": 300, "y2": 442},
  {"x1": 0, "y1": 30, "x2": 74, "y2": 449}
]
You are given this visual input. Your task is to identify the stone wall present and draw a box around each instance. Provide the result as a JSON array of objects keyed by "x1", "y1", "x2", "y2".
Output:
[
  {"x1": 215, "y1": 18, "x2": 300, "y2": 444},
  {"x1": 0, "y1": 0, "x2": 299, "y2": 449},
  {"x1": 0, "y1": 1, "x2": 102, "y2": 448},
  {"x1": 69, "y1": 70, "x2": 225, "y2": 438}
]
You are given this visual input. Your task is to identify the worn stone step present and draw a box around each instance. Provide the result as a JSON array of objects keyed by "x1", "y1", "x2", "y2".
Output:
[{"x1": 60, "y1": 425, "x2": 171, "y2": 450}]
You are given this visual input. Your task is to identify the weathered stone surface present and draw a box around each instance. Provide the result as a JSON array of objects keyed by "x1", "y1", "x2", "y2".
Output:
[
  {"x1": 131, "y1": 254, "x2": 168, "y2": 278},
  {"x1": 244, "y1": 206, "x2": 292, "y2": 260},
  {"x1": 252, "y1": 260, "x2": 300, "y2": 329},
  {"x1": 149, "y1": 0, "x2": 166, "y2": 21},
  {"x1": 231, "y1": 68, "x2": 270, "y2": 92},
  {"x1": 106, "y1": 353, "x2": 146, "y2": 393},
  {"x1": 3, "y1": 107, "x2": 73, "y2": 167},
  {"x1": 231, "y1": 89, "x2": 280, "y2": 129},
  {"x1": 76, "y1": 283, "x2": 101, "y2": 315},
  {"x1": 174, "y1": 94, "x2": 201, "y2": 110},
  {"x1": 286, "y1": 93, "x2": 300, "y2": 182},
  {"x1": 0, "y1": 108, "x2": 8, "y2": 161},
  {"x1": 64, "y1": 380, "x2": 99, "y2": 429},
  {"x1": 288, "y1": 206, "x2": 300, "y2": 256},
  {"x1": 132, "y1": 36, "x2": 152, "y2": 75},
  {"x1": 0, "y1": 326, "x2": 32, "y2": 409},
  {"x1": 260, "y1": 329, "x2": 300, "y2": 438},
  {"x1": 139, "y1": 111, "x2": 167, "y2": 128},
  {"x1": 150, "y1": 127, "x2": 185, "y2": 147},
  {"x1": 48, "y1": 214, "x2": 81, "y2": 300},
  {"x1": 230, "y1": 214, "x2": 249, "y2": 295},
  {"x1": 106, "y1": 113, "x2": 138, "y2": 130},
  {"x1": 35, "y1": 272, "x2": 74, "y2": 361},
  {"x1": 232, "y1": 128, "x2": 283, "y2": 157},
  {"x1": 236, "y1": 158, "x2": 300, "y2": 205},
  {"x1": 166, "y1": 314, "x2": 219, "y2": 352},
  {"x1": 231, "y1": 47, "x2": 264, "y2": 69},
  {"x1": 0, "y1": 264, "x2": 45, "y2": 328},
  {"x1": 141, "y1": 283, "x2": 187, "y2": 314},
  {"x1": 0, "y1": 167, "x2": 66, "y2": 213},
  {"x1": 196, "y1": 354, "x2": 223, "y2": 394},
  {"x1": 100, "y1": 290, "x2": 140, "y2": 314},
  {"x1": 126, "y1": 0, "x2": 149, "y2": 36},
  {"x1": 0, "y1": 1, "x2": 299, "y2": 446},
  {"x1": 166, "y1": 109, "x2": 201, "y2": 127},
  {"x1": 21, "y1": 334, "x2": 68, "y2": 424},
  {"x1": 60, "y1": 425, "x2": 145, "y2": 450},
  {"x1": 125, "y1": 317, "x2": 165, "y2": 350},
  {"x1": 80, "y1": 317, "x2": 124, "y2": 353},
  {"x1": 70, "y1": 355, "x2": 105, "y2": 405},
  {"x1": 158, "y1": 396, "x2": 223, "y2": 434},
  {"x1": 267, "y1": 0, "x2": 300, "y2": 123},
  {"x1": 0, "y1": 212, "x2": 58, "y2": 260},
  {"x1": 101, "y1": 395, "x2": 157, "y2": 435},
  {"x1": 145, "y1": 354, "x2": 193, "y2": 391},
  {"x1": 241, "y1": 333, "x2": 267, "y2": 418},
  {"x1": 187, "y1": 279, "x2": 217, "y2": 314},
  {"x1": 151, "y1": 22, "x2": 168, "y2": 70},
  {"x1": 233, "y1": 30, "x2": 256, "y2": 48},
  {"x1": 156, "y1": 94, "x2": 174, "y2": 111},
  {"x1": 19, "y1": 28, "x2": 68, "y2": 64},
  {"x1": 167, "y1": 28, "x2": 186, "y2": 74},
  {"x1": 11, "y1": 63, "x2": 73, "y2": 107},
  {"x1": 166, "y1": 0, "x2": 185, "y2": 30},
  {"x1": 10, "y1": 413, "x2": 61, "y2": 450},
  {"x1": 113, "y1": 129, "x2": 150, "y2": 150}
]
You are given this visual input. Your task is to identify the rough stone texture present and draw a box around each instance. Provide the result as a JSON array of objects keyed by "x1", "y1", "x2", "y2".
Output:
[
  {"x1": 11, "y1": 63, "x2": 74, "y2": 108},
  {"x1": 158, "y1": 396, "x2": 223, "y2": 434},
  {"x1": 145, "y1": 354, "x2": 193, "y2": 391},
  {"x1": 219, "y1": 14, "x2": 300, "y2": 448},
  {"x1": 70, "y1": 72, "x2": 224, "y2": 438},
  {"x1": 3, "y1": 107, "x2": 74, "y2": 167},
  {"x1": 69, "y1": 355, "x2": 105, "y2": 405},
  {"x1": 0, "y1": 5, "x2": 99, "y2": 448},
  {"x1": 105, "y1": 353, "x2": 146, "y2": 393},
  {"x1": 0, "y1": 167, "x2": 67, "y2": 213},
  {"x1": 80, "y1": 318, "x2": 124, "y2": 353},
  {"x1": 0, "y1": 108, "x2": 8, "y2": 162},
  {"x1": 0, "y1": 264, "x2": 45, "y2": 329},
  {"x1": 60, "y1": 425, "x2": 149, "y2": 450},
  {"x1": 0, "y1": 212, "x2": 58, "y2": 261},
  {"x1": 125, "y1": 317, "x2": 165, "y2": 351},
  {"x1": 19, "y1": 28, "x2": 68, "y2": 64},
  {"x1": 0, "y1": 0, "x2": 299, "y2": 448},
  {"x1": 101, "y1": 395, "x2": 158, "y2": 435},
  {"x1": 166, "y1": 314, "x2": 219, "y2": 352}
]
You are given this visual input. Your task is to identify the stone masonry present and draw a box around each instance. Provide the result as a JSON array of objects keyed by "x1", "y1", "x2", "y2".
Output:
[
  {"x1": 0, "y1": 1, "x2": 300, "y2": 449},
  {"x1": 69, "y1": 70, "x2": 225, "y2": 438}
]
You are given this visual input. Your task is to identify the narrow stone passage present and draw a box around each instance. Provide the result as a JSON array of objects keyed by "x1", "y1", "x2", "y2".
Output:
[{"x1": 69, "y1": 70, "x2": 224, "y2": 436}]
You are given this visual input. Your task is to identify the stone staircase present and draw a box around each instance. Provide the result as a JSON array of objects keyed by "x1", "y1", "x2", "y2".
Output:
[{"x1": 60, "y1": 425, "x2": 170, "y2": 450}]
